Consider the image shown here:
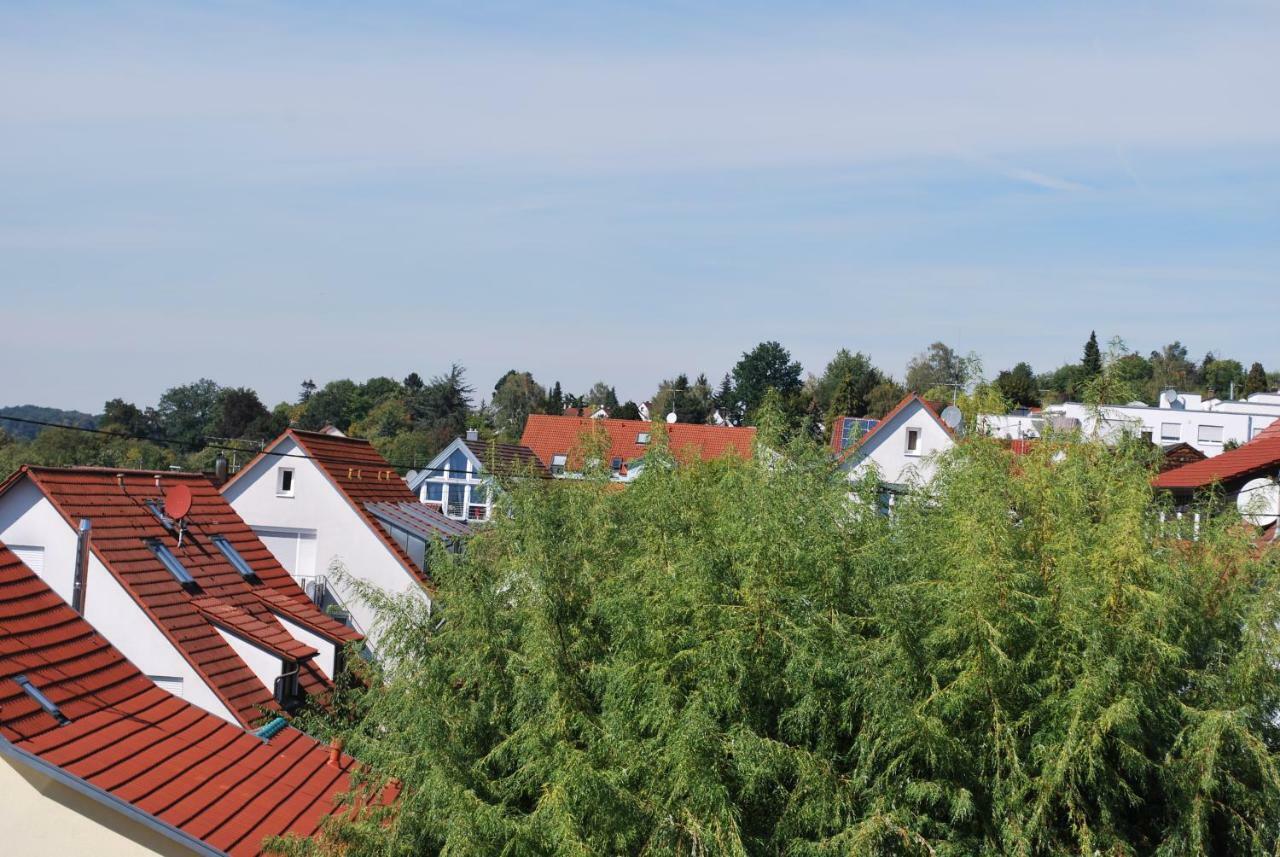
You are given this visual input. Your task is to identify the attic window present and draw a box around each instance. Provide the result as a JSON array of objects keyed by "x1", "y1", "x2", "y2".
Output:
[
  {"x1": 636, "y1": 432, "x2": 650, "y2": 444},
  {"x1": 14, "y1": 674, "x2": 69, "y2": 725},
  {"x1": 276, "y1": 468, "x2": 295, "y2": 497},
  {"x1": 550, "y1": 453, "x2": 568, "y2": 476},
  {"x1": 905, "y1": 428, "x2": 921, "y2": 455},
  {"x1": 211, "y1": 535, "x2": 257, "y2": 580},
  {"x1": 146, "y1": 539, "x2": 197, "y2": 588}
]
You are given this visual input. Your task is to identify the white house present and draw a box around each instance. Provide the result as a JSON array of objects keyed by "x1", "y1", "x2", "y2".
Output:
[
  {"x1": 836, "y1": 394, "x2": 958, "y2": 503},
  {"x1": 221, "y1": 428, "x2": 448, "y2": 646},
  {"x1": 407, "y1": 429, "x2": 548, "y2": 522},
  {"x1": 981, "y1": 389, "x2": 1280, "y2": 456},
  {"x1": 0, "y1": 466, "x2": 360, "y2": 728}
]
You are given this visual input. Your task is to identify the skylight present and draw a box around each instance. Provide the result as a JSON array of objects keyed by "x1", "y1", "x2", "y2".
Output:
[
  {"x1": 146, "y1": 539, "x2": 197, "y2": 587},
  {"x1": 145, "y1": 499, "x2": 173, "y2": 528},
  {"x1": 636, "y1": 432, "x2": 650, "y2": 444},
  {"x1": 211, "y1": 535, "x2": 257, "y2": 580},
  {"x1": 15, "y1": 674, "x2": 69, "y2": 725}
]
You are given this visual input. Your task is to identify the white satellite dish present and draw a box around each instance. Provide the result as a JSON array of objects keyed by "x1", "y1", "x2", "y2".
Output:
[
  {"x1": 1237, "y1": 477, "x2": 1280, "y2": 527},
  {"x1": 940, "y1": 405, "x2": 963, "y2": 430},
  {"x1": 665, "y1": 411, "x2": 678, "y2": 424},
  {"x1": 405, "y1": 469, "x2": 419, "y2": 484}
]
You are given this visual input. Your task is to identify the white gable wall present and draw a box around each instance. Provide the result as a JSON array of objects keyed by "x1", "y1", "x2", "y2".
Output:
[
  {"x1": 842, "y1": 401, "x2": 955, "y2": 486},
  {"x1": 0, "y1": 483, "x2": 238, "y2": 725},
  {"x1": 222, "y1": 436, "x2": 429, "y2": 647},
  {"x1": 275, "y1": 613, "x2": 339, "y2": 679}
]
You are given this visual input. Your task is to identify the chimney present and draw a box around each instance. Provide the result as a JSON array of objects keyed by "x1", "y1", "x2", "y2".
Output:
[
  {"x1": 71, "y1": 518, "x2": 91, "y2": 614},
  {"x1": 466, "y1": 428, "x2": 479, "y2": 442},
  {"x1": 328, "y1": 736, "x2": 344, "y2": 767},
  {"x1": 213, "y1": 452, "x2": 229, "y2": 485}
]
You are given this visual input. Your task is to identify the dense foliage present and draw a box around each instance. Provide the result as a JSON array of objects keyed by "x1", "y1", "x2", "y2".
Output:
[{"x1": 295, "y1": 434, "x2": 1280, "y2": 856}]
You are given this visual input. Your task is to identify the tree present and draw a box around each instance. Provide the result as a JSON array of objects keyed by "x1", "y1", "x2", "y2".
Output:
[
  {"x1": 298, "y1": 435, "x2": 1280, "y2": 856},
  {"x1": 585, "y1": 382, "x2": 620, "y2": 411},
  {"x1": 492, "y1": 371, "x2": 546, "y2": 441},
  {"x1": 1149, "y1": 341, "x2": 1197, "y2": 392},
  {"x1": 613, "y1": 400, "x2": 642, "y2": 421},
  {"x1": 100, "y1": 398, "x2": 151, "y2": 437},
  {"x1": 1082, "y1": 330, "x2": 1102, "y2": 377},
  {"x1": 651, "y1": 373, "x2": 714, "y2": 425},
  {"x1": 212, "y1": 387, "x2": 279, "y2": 440},
  {"x1": 299, "y1": 379, "x2": 317, "y2": 403},
  {"x1": 905, "y1": 342, "x2": 976, "y2": 395},
  {"x1": 993, "y1": 362, "x2": 1039, "y2": 408},
  {"x1": 815, "y1": 350, "x2": 883, "y2": 420},
  {"x1": 546, "y1": 381, "x2": 565, "y2": 415},
  {"x1": 731, "y1": 341, "x2": 803, "y2": 422},
  {"x1": 1200, "y1": 357, "x2": 1245, "y2": 399},
  {"x1": 1246, "y1": 362, "x2": 1269, "y2": 397},
  {"x1": 154, "y1": 378, "x2": 222, "y2": 450},
  {"x1": 712, "y1": 373, "x2": 740, "y2": 425},
  {"x1": 297, "y1": 379, "x2": 359, "y2": 432},
  {"x1": 865, "y1": 380, "x2": 907, "y2": 418}
]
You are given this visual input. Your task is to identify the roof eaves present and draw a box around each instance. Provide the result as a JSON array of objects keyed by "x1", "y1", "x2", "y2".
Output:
[{"x1": 0, "y1": 735, "x2": 229, "y2": 857}]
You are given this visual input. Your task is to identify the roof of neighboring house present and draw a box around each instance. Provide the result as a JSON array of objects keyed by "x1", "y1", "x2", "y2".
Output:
[
  {"x1": 521, "y1": 415, "x2": 756, "y2": 472},
  {"x1": 1154, "y1": 435, "x2": 1280, "y2": 490},
  {"x1": 828, "y1": 417, "x2": 880, "y2": 454},
  {"x1": 0, "y1": 466, "x2": 361, "y2": 728},
  {"x1": 0, "y1": 543, "x2": 390, "y2": 857},
  {"x1": 1158, "y1": 442, "x2": 1208, "y2": 473},
  {"x1": 365, "y1": 501, "x2": 472, "y2": 541},
  {"x1": 462, "y1": 437, "x2": 549, "y2": 478},
  {"x1": 836, "y1": 395, "x2": 954, "y2": 463},
  {"x1": 222, "y1": 429, "x2": 429, "y2": 589}
]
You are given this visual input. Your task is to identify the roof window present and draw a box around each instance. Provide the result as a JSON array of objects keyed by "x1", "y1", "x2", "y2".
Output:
[
  {"x1": 550, "y1": 453, "x2": 568, "y2": 476},
  {"x1": 145, "y1": 499, "x2": 173, "y2": 529},
  {"x1": 636, "y1": 432, "x2": 650, "y2": 444},
  {"x1": 146, "y1": 539, "x2": 197, "y2": 588},
  {"x1": 211, "y1": 535, "x2": 257, "y2": 580},
  {"x1": 610, "y1": 457, "x2": 623, "y2": 472},
  {"x1": 15, "y1": 674, "x2": 70, "y2": 725}
]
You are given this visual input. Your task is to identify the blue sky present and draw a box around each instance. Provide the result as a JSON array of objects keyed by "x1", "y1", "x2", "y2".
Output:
[{"x1": 1, "y1": 1, "x2": 1277, "y2": 411}]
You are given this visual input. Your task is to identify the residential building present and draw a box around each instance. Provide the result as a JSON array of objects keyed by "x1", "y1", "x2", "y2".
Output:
[
  {"x1": 0, "y1": 466, "x2": 361, "y2": 728},
  {"x1": 407, "y1": 428, "x2": 548, "y2": 521},
  {"x1": 520, "y1": 414, "x2": 756, "y2": 480},
  {"x1": 835, "y1": 395, "x2": 958, "y2": 501},
  {"x1": 221, "y1": 428, "x2": 451, "y2": 644},
  {"x1": 1154, "y1": 420, "x2": 1280, "y2": 508},
  {"x1": 0, "y1": 542, "x2": 390, "y2": 856}
]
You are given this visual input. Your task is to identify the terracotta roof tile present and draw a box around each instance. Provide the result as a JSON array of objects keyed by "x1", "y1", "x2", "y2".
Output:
[
  {"x1": 836, "y1": 395, "x2": 953, "y2": 463},
  {"x1": 1154, "y1": 436, "x2": 1280, "y2": 490},
  {"x1": 462, "y1": 438, "x2": 549, "y2": 478},
  {"x1": 0, "y1": 542, "x2": 391, "y2": 855},
  {"x1": 1, "y1": 466, "x2": 360, "y2": 727},
  {"x1": 520, "y1": 415, "x2": 755, "y2": 473}
]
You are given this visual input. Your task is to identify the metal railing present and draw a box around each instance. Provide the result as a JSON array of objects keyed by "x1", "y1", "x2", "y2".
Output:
[{"x1": 294, "y1": 574, "x2": 365, "y2": 636}]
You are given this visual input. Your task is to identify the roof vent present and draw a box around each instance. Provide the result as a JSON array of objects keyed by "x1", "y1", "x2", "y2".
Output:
[
  {"x1": 15, "y1": 675, "x2": 69, "y2": 725},
  {"x1": 466, "y1": 428, "x2": 479, "y2": 442}
]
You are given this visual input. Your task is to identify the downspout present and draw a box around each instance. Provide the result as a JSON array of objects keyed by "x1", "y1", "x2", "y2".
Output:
[{"x1": 71, "y1": 518, "x2": 91, "y2": 615}]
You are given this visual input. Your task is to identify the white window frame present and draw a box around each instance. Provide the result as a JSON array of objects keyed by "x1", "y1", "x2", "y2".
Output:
[
  {"x1": 904, "y1": 427, "x2": 922, "y2": 456},
  {"x1": 276, "y1": 467, "x2": 296, "y2": 497},
  {"x1": 550, "y1": 453, "x2": 568, "y2": 476},
  {"x1": 1160, "y1": 422, "x2": 1181, "y2": 442},
  {"x1": 1197, "y1": 425, "x2": 1224, "y2": 445}
]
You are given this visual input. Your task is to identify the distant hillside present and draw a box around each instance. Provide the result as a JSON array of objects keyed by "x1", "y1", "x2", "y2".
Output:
[{"x1": 0, "y1": 405, "x2": 98, "y2": 440}]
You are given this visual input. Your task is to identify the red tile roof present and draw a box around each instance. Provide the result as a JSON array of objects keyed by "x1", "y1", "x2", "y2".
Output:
[
  {"x1": 1154, "y1": 436, "x2": 1280, "y2": 490},
  {"x1": 0, "y1": 466, "x2": 361, "y2": 728},
  {"x1": 520, "y1": 415, "x2": 755, "y2": 472},
  {"x1": 836, "y1": 395, "x2": 953, "y2": 463},
  {"x1": 462, "y1": 437, "x2": 549, "y2": 478},
  {"x1": 223, "y1": 429, "x2": 430, "y2": 589},
  {"x1": 0, "y1": 542, "x2": 390, "y2": 856}
]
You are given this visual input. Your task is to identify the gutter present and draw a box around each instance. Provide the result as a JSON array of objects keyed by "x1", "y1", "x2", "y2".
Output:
[{"x1": 0, "y1": 734, "x2": 227, "y2": 857}]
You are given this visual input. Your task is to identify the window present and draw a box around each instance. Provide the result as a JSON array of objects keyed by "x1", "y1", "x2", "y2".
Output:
[
  {"x1": 1160, "y1": 422, "x2": 1181, "y2": 442},
  {"x1": 636, "y1": 432, "x2": 650, "y2": 444},
  {"x1": 276, "y1": 467, "x2": 295, "y2": 497},
  {"x1": 550, "y1": 453, "x2": 568, "y2": 476},
  {"x1": 426, "y1": 481, "x2": 443, "y2": 502},
  {"x1": 610, "y1": 457, "x2": 623, "y2": 473},
  {"x1": 446, "y1": 449, "x2": 470, "y2": 478},
  {"x1": 14, "y1": 675, "x2": 69, "y2": 725},
  {"x1": 274, "y1": 663, "x2": 302, "y2": 710},
  {"x1": 446, "y1": 484, "x2": 466, "y2": 519},
  {"x1": 145, "y1": 499, "x2": 173, "y2": 528},
  {"x1": 146, "y1": 539, "x2": 197, "y2": 587},
  {"x1": 905, "y1": 428, "x2": 921, "y2": 455},
  {"x1": 1198, "y1": 425, "x2": 1224, "y2": 445},
  {"x1": 211, "y1": 535, "x2": 257, "y2": 580},
  {"x1": 1140, "y1": 430, "x2": 1153, "y2": 444}
]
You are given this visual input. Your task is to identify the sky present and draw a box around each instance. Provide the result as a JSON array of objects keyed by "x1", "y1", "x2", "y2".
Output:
[{"x1": 1, "y1": 1, "x2": 1277, "y2": 412}]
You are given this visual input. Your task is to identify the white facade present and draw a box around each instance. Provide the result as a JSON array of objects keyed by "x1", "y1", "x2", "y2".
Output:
[
  {"x1": 0, "y1": 483, "x2": 238, "y2": 724},
  {"x1": 409, "y1": 437, "x2": 493, "y2": 521},
  {"x1": 840, "y1": 398, "x2": 955, "y2": 488},
  {"x1": 222, "y1": 435, "x2": 430, "y2": 646},
  {"x1": 980, "y1": 389, "x2": 1279, "y2": 456}
]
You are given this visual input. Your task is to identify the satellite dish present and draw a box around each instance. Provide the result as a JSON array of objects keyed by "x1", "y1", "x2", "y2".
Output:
[
  {"x1": 164, "y1": 483, "x2": 193, "y2": 520},
  {"x1": 940, "y1": 405, "x2": 963, "y2": 430},
  {"x1": 405, "y1": 469, "x2": 419, "y2": 484},
  {"x1": 665, "y1": 412, "x2": 678, "y2": 424},
  {"x1": 1237, "y1": 477, "x2": 1280, "y2": 527}
]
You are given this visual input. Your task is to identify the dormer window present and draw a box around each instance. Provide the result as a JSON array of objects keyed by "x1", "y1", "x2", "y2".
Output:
[
  {"x1": 276, "y1": 468, "x2": 295, "y2": 497},
  {"x1": 146, "y1": 539, "x2": 197, "y2": 588},
  {"x1": 550, "y1": 454, "x2": 568, "y2": 476},
  {"x1": 211, "y1": 535, "x2": 258, "y2": 580}
]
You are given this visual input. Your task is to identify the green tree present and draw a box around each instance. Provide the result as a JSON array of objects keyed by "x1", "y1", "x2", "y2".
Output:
[
  {"x1": 294, "y1": 434, "x2": 1280, "y2": 856},
  {"x1": 1082, "y1": 330, "x2": 1102, "y2": 376},
  {"x1": 816, "y1": 349, "x2": 883, "y2": 420},
  {"x1": 905, "y1": 342, "x2": 977, "y2": 395},
  {"x1": 492, "y1": 371, "x2": 546, "y2": 441},
  {"x1": 1150, "y1": 341, "x2": 1198, "y2": 392},
  {"x1": 1246, "y1": 362, "x2": 1269, "y2": 397},
  {"x1": 731, "y1": 341, "x2": 803, "y2": 422},
  {"x1": 993, "y1": 361, "x2": 1039, "y2": 408},
  {"x1": 546, "y1": 381, "x2": 565, "y2": 415},
  {"x1": 1201, "y1": 357, "x2": 1245, "y2": 399},
  {"x1": 865, "y1": 380, "x2": 907, "y2": 418},
  {"x1": 155, "y1": 378, "x2": 221, "y2": 449},
  {"x1": 212, "y1": 386, "x2": 279, "y2": 439}
]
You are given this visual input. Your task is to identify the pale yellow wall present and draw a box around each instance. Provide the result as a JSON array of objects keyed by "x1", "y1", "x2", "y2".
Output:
[{"x1": 0, "y1": 754, "x2": 204, "y2": 857}]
